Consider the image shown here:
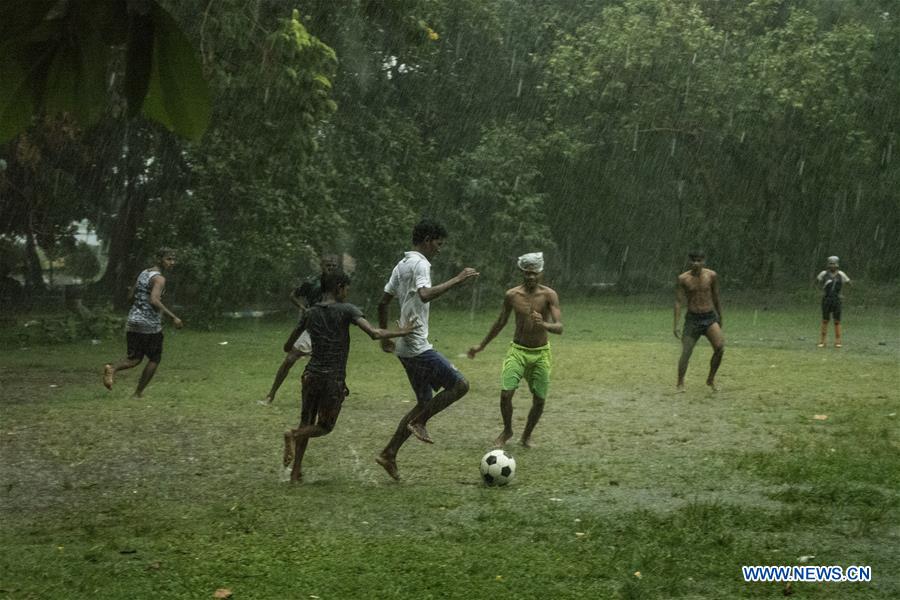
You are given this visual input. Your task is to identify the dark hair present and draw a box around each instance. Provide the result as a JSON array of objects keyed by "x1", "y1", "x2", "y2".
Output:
[
  {"x1": 156, "y1": 247, "x2": 176, "y2": 260},
  {"x1": 320, "y1": 271, "x2": 350, "y2": 295},
  {"x1": 412, "y1": 218, "x2": 448, "y2": 245},
  {"x1": 688, "y1": 250, "x2": 705, "y2": 260}
]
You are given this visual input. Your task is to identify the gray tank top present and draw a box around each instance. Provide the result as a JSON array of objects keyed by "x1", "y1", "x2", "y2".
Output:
[{"x1": 126, "y1": 269, "x2": 162, "y2": 333}]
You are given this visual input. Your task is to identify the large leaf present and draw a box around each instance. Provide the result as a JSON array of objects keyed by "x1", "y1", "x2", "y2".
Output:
[
  {"x1": 124, "y1": 9, "x2": 154, "y2": 118},
  {"x1": 0, "y1": 2, "x2": 57, "y2": 49},
  {"x1": 0, "y1": 53, "x2": 34, "y2": 143},
  {"x1": 72, "y1": 7, "x2": 111, "y2": 126},
  {"x1": 140, "y1": 3, "x2": 210, "y2": 140},
  {"x1": 41, "y1": 46, "x2": 78, "y2": 117}
]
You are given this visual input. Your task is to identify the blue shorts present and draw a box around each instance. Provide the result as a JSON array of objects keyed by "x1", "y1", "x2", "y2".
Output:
[{"x1": 398, "y1": 350, "x2": 464, "y2": 405}]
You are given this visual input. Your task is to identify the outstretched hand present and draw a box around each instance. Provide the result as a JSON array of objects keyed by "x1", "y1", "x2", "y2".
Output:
[
  {"x1": 397, "y1": 315, "x2": 421, "y2": 335},
  {"x1": 173, "y1": 317, "x2": 184, "y2": 329},
  {"x1": 456, "y1": 267, "x2": 480, "y2": 283},
  {"x1": 467, "y1": 345, "x2": 483, "y2": 359}
]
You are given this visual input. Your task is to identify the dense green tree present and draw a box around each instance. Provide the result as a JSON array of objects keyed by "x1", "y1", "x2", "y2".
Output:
[{"x1": 2, "y1": 0, "x2": 897, "y2": 323}]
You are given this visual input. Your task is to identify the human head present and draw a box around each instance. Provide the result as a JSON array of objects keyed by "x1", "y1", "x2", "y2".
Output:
[
  {"x1": 320, "y1": 254, "x2": 340, "y2": 274},
  {"x1": 320, "y1": 270, "x2": 351, "y2": 301},
  {"x1": 156, "y1": 247, "x2": 176, "y2": 270},
  {"x1": 412, "y1": 218, "x2": 448, "y2": 259},
  {"x1": 688, "y1": 250, "x2": 705, "y2": 272},
  {"x1": 827, "y1": 255, "x2": 839, "y2": 270},
  {"x1": 518, "y1": 252, "x2": 544, "y2": 289}
]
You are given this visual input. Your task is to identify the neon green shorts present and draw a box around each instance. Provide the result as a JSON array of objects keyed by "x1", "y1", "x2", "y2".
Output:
[{"x1": 501, "y1": 342, "x2": 551, "y2": 399}]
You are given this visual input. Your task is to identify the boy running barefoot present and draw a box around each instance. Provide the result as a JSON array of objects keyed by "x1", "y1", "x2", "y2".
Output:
[
  {"x1": 102, "y1": 248, "x2": 183, "y2": 398},
  {"x1": 281, "y1": 271, "x2": 414, "y2": 482},
  {"x1": 374, "y1": 219, "x2": 479, "y2": 480},
  {"x1": 468, "y1": 252, "x2": 563, "y2": 448}
]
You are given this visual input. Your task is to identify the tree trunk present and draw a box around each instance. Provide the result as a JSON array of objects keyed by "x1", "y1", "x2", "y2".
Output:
[
  {"x1": 23, "y1": 224, "x2": 46, "y2": 293},
  {"x1": 95, "y1": 126, "x2": 149, "y2": 308}
]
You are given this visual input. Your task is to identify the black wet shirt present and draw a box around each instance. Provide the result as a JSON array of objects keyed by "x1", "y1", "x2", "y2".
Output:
[
  {"x1": 294, "y1": 278, "x2": 323, "y2": 306},
  {"x1": 299, "y1": 302, "x2": 364, "y2": 380}
]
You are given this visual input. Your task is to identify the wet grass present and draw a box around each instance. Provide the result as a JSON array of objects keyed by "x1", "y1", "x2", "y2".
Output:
[{"x1": 1, "y1": 299, "x2": 898, "y2": 598}]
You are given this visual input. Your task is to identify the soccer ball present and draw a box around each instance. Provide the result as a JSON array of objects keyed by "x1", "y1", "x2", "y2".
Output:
[{"x1": 480, "y1": 449, "x2": 516, "y2": 486}]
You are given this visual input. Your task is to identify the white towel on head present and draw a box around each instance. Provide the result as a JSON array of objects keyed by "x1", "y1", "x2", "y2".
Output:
[
  {"x1": 518, "y1": 252, "x2": 544, "y2": 272},
  {"x1": 827, "y1": 255, "x2": 840, "y2": 265}
]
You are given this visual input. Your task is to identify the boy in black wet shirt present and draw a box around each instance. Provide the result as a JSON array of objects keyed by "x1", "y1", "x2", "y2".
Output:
[{"x1": 281, "y1": 271, "x2": 416, "y2": 482}]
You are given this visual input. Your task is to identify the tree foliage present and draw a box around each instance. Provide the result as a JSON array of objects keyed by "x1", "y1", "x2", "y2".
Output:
[{"x1": 1, "y1": 0, "x2": 897, "y2": 319}]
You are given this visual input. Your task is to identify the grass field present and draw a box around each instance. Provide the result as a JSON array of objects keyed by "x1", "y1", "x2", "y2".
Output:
[{"x1": 1, "y1": 298, "x2": 898, "y2": 599}]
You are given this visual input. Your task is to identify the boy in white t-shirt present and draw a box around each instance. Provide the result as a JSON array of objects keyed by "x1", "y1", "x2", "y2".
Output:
[{"x1": 375, "y1": 219, "x2": 479, "y2": 480}]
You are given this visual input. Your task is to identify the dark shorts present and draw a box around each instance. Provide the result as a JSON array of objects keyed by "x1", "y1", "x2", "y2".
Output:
[
  {"x1": 684, "y1": 311, "x2": 720, "y2": 339},
  {"x1": 398, "y1": 350, "x2": 464, "y2": 406},
  {"x1": 821, "y1": 297, "x2": 842, "y2": 321},
  {"x1": 126, "y1": 331, "x2": 163, "y2": 363},
  {"x1": 300, "y1": 372, "x2": 347, "y2": 432}
]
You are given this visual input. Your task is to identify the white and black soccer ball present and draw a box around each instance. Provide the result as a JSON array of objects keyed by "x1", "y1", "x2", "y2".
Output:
[{"x1": 480, "y1": 449, "x2": 516, "y2": 486}]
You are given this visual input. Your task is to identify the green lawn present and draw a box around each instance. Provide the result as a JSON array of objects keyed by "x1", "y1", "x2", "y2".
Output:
[{"x1": 1, "y1": 299, "x2": 898, "y2": 599}]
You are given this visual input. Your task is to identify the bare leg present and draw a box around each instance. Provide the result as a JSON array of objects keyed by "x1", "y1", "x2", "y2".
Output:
[
  {"x1": 377, "y1": 379, "x2": 470, "y2": 479},
  {"x1": 409, "y1": 379, "x2": 470, "y2": 442},
  {"x1": 817, "y1": 320, "x2": 828, "y2": 347},
  {"x1": 494, "y1": 389, "x2": 516, "y2": 447},
  {"x1": 377, "y1": 404, "x2": 425, "y2": 479},
  {"x1": 677, "y1": 334, "x2": 699, "y2": 391},
  {"x1": 520, "y1": 393, "x2": 545, "y2": 448},
  {"x1": 133, "y1": 360, "x2": 159, "y2": 398},
  {"x1": 290, "y1": 424, "x2": 332, "y2": 482},
  {"x1": 418, "y1": 379, "x2": 470, "y2": 425},
  {"x1": 103, "y1": 357, "x2": 141, "y2": 390},
  {"x1": 263, "y1": 350, "x2": 305, "y2": 404},
  {"x1": 705, "y1": 323, "x2": 725, "y2": 391},
  {"x1": 834, "y1": 321, "x2": 842, "y2": 348}
]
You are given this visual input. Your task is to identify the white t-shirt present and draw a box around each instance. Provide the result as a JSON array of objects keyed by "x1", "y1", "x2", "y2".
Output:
[{"x1": 384, "y1": 251, "x2": 433, "y2": 357}]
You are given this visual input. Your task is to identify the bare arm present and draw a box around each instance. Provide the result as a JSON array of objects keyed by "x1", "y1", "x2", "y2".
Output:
[
  {"x1": 377, "y1": 292, "x2": 395, "y2": 353},
  {"x1": 149, "y1": 276, "x2": 183, "y2": 329},
  {"x1": 711, "y1": 272, "x2": 723, "y2": 326},
  {"x1": 417, "y1": 268, "x2": 479, "y2": 303},
  {"x1": 674, "y1": 278, "x2": 685, "y2": 338},
  {"x1": 538, "y1": 291, "x2": 563, "y2": 335},
  {"x1": 468, "y1": 295, "x2": 513, "y2": 358},
  {"x1": 355, "y1": 317, "x2": 416, "y2": 340},
  {"x1": 289, "y1": 288, "x2": 306, "y2": 309}
]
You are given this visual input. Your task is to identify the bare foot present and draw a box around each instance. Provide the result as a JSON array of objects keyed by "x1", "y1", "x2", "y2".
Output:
[
  {"x1": 520, "y1": 437, "x2": 535, "y2": 449},
  {"x1": 290, "y1": 467, "x2": 302, "y2": 483},
  {"x1": 282, "y1": 431, "x2": 295, "y2": 468},
  {"x1": 706, "y1": 380, "x2": 718, "y2": 392},
  {"x1": 132, "y1": 392, "x2": 143, "y2": 399},
  {"x1": 676, "y1": 383, "x2": 686, "y2": 393},
  {"x1": 493, "y1": 430, "x2": 513, "y2": 448},
  {"x1": 103, "y1": 364, "x2": 114, "y2": 390},
  {"x1": 407, "y1": 422, "x2": 434, "y2": 444},
  {"x1": 375, "y1": 454, "x2": 400, "y2": 480}
]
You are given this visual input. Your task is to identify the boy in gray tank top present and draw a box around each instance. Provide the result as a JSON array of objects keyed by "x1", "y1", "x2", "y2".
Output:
[{"x1": 102, "y1": 248, "x2": 183, "y2": 397}]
